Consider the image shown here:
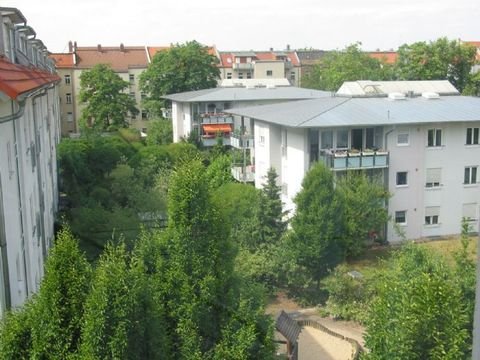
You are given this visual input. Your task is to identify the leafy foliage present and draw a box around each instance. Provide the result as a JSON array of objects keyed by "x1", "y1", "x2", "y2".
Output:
[
  {"x1": 364, "y1": 244, "x2": 471, "y2": 359},
  {"x1": 145, "y1": 119, "x2": 173, "y2": 146},
  {"x1": 302, "y1": 43, "x2": 391, "y2": 91},
  {"x1": 395, "y1": 38, "x2": 477, "y2": 92},
  {"x1": 0, "y1": 305, "x2": 33, "y2": 360},
  {"x1": 140, "y1": 41, "x2": 220, "y2": 115},
  {"x1": 79, "y1": 64, "x2": 138, "y2": 130}
]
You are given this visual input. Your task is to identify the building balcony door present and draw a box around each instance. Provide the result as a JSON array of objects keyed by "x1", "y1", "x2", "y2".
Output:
[{"x1": 351, "y1": 129, "x2": 363, "y2": 150}]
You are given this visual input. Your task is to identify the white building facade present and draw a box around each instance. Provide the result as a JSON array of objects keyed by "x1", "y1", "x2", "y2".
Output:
[
  {"x1": 0, "y1": 7, "x2": 60, "y2": 316},
  {"x1": 227, "y1": 83, "x2": 480, "y2": 243}
]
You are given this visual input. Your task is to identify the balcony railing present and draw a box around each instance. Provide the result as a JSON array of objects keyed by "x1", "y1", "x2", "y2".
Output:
[
  {"x1": 320, "y1": 150, "x2": 389, "y2": 171},
  {"x1": 197, "y1": 112, "x2": 234, "y2": 124},
  {"x1": 232, "y1": 62, "x2": 254, "y2": 70},
  {"x1": 231, "y1": 165, "x2": 255, "y2": 183},
  {"x1": 230, "y1": 134, "x2": 254, "y2": 149}
]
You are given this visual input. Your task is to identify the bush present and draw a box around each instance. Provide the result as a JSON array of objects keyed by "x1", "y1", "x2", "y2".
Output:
[{"x1": 118, "y1": 128, "x2": 141, "y2": 143}]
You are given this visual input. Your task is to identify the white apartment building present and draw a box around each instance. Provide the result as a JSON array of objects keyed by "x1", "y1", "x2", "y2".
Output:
[
  {"x1": 0, "y1": 7, "x2": 60, "y2": 315},
  {"x1": 226, "y1": 81, "x2": 480, "y2": 242}
]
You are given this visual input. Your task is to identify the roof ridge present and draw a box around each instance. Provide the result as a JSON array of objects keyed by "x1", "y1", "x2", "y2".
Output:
[{"x1": 296, "y1": 97, "x2": 351, "y2": 127}]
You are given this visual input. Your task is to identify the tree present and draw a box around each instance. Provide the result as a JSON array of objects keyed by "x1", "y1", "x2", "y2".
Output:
[
  {"x1": 395, "y1": 38, "x2": 477, "y2": 92},
  {"x1": 145, "y1": 119, "x2": 173, "y2": 146},
  {"x1": 288, "y1": 163, "x2": 343, "y2": 288},
  {"x1": 205, "y1": 154, "x2": 234, "y2": 189},
  {"x1": 302, "y1": 43, "x2": 391, "y2": 91},
  {"x1": 364, "y1": 244, "x2": 471, "y2": 359},
  {"x1": 463, "y1": 70, "x2": 480, "y2": 96},
  {"x1": 79, "y1": 64, "x2": 139, "y2": 130},
  {"x1": 0, "y1": 304, "x2": 33, "y2": 360},
  {"x1": 336, "y1": 173, "x2": 389, "y2": 256},
  {"x1": 139, "y1": 41, "x2": 220, "y2": 116}
]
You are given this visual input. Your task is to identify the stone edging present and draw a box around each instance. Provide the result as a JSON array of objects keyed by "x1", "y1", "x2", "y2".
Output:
[{"x1": 297, "y1": 319, "x2": 363, "y2": 360}]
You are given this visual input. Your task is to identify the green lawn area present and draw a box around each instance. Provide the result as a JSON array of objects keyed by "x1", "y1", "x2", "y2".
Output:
[{"x1": 346, "y1": 235, "x2": 477, "y2": 275}]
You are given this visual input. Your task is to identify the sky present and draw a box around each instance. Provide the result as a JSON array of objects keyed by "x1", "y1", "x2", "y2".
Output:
[{"x1": 5, "y1": 0, "x2": 480, "y2": 53}]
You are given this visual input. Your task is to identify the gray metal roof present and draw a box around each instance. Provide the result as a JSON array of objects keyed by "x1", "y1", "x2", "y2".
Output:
[
  {"x1": 337, "y1": 80, "x2": 459, "y2": 96},
  {"x1": 225, "y1": 95, "x2": 480, "y2": 128},
  {"x1": 163, "y1": 87, "x2": 331, "y2": 103}
]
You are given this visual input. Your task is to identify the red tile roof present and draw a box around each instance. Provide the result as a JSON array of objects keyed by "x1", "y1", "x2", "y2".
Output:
[
  {"x1": 465, "y1": 41, "x2": 480, "y2": 48},
  {"x1": 50, "y1": 53, "x2": 74, "y2": 68},
  {"x1": 368, "y1": 51, "x2": 398, "y2": 64},
  {"x1": 75, "y1": 46, "x2": 149, "y2": 71},
  {"x1": 146, "y1": 46, "x2": 169, "y2": 61},
  {"x1": 0, "y1": 56, "x2": 60, "y2": 99}
]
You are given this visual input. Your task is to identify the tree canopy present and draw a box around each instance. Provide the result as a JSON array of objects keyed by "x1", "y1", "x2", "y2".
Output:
[
  {"x1": 302, "y1": 43, "x2": 391, "y2": 91},
  {"x1": 79, "y1": 64, "x2": 138, "y2": 130},
  {"x1": 395, "y1": 38, "x2": 477, "y2": 92},
  {"x1": 140, "y1": 41, "x2": 220, "y2": 116}
]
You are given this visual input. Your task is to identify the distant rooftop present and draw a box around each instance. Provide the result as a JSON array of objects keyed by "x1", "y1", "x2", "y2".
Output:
[
  {"x1": 163, "y1": 86, "x2": 331, "y2": 103},
  {"x1": 220, "y1": 78, "x2": 291, "y2": 87},
  {"x1": 337, "y1": 80, "x2": 459, "y2": 97}
]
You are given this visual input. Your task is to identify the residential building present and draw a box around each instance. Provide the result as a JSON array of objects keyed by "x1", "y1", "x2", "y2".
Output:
[
  {"x1": 226, "y1": 80, "x2": 480, "y2": 243},
  {"x1": 218, "y1": 48, "x2": 301, "y2": 86},
  {"x1": 0, "y1": 7, "x2": 61, "y2": 316},
  {"x1": 296, "y1": 49, "x2": 327, "y2": 86}
]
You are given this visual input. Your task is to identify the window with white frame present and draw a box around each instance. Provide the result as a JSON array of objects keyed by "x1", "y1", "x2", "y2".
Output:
[
  {"x1": 226, "y1": 72, "x2": 232, "y2": 79},
  {"x1": 462, "y1": 203, "x2": 477, "y2": 222},
  {"x1": 396, "y1": 171, "x2": 408, "y2": 186},
  {"x1": 291, "y1": 71, "x2": 296, "y2": 81},
  {"x1": 266, "y1": 70, "x2": 273, "y2": 77},
  {"x1": 397, "y1": 131, "x2": 409, "y2": 146},
  {"x1": 65, "y1": 93, "x2": 72, "y2": 104},
  {"x1": 425, "y1": 206, "x2": 440, "y2": 225},
  {"x1": 66, "y1": 112, "x2": 73, "y2": 122},
  {"x1": 238, "y1": 72, "x2": 244, "y2": 79},
  {"x1": 464, "y1": 166, "x2": 478, "y2": 185},
  {"x1": 64, "y1": 74, "x2": 71, "y2": 85},
  {"x1": 246, "y1": 72, "x2": 252, "y2": 79},
  {"x1": 425, "y1": 168, "x2": 441, "y2": 188},
  {"x1": 336, "y1": 129, "x2": 348, "y2": 148},
  {"x1": 395, "y1": 210, "x2": 407, "y2": 224},
  {"x1": 466, "y1": 127, "x2": 479, "y2": 145},
  {"x1": 427, "y1": 128, "x2": 442, "y2": 147},
  {"x1": 129, "y1": 74, "x2": 135, "y2": 82},
  {"x1": 320, "y1": 131, "x2": 333, "y2": 149}
]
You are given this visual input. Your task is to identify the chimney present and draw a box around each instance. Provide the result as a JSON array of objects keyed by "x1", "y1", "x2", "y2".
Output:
[
  {"x1": 120, "y1": 43, "x2": 125, "y2": 52},
  {"x1": 74, "y1": 41, "x2": 77, "y2": 51},
  {"x1": 270, "y1": 47, "x2": 273, "y2": 51},
  {"x1": 97, "y1": 44, "x2": 102, "y2": 52},
  {"x1": 286, "y1": 44, "x2": 290, "y2": 51},
  {"x1": 68, "y1": 41, "x2": 73, "y2": 53}
]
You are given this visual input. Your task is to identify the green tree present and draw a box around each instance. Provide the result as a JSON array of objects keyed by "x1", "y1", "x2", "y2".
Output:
[
  {"x1": 287, "y1": 163, "x2": 343, "y2": 289},
  {"x1": 146, "y1": 119, "x2": 173, "y2": 146},
  {"x1": 0, "y1": 305, "x2": 33, "y2": 360},
  {"x1": 302, "y1": 43, "x2": 390, "y2": 91},
  {"x1": 395, "y1": 38, "x2": 477, "y2": 92},
  {"x1": 336, "y1": 173, "x2": 389, "y2": 257},
  {"x1": 79, "y1": 64, "x2": 139, "y2": 130},
  {"x1": 205, "y1": 154, "x2": 234, "y2": 189},
  {"x1": 139, "y1": 41, "x2": 220, "y2": 115},
  {"x1": 463, "y1": 71, "x2": 480, "y2": 96},
  {"x1": 30, "y1": 228, "x2": 91, "y2": 359},
  {"x1": 80, "y1": 243, "x2": 137, "y2": 359},
  {"x1": 364, "y1": 244, "x2": 471, "y2": 359}
]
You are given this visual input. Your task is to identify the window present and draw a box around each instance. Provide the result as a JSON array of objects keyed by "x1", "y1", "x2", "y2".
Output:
[
  {"x1": 466, "y1": 127, "x2": 479, "y2": 145},
  {"x1": 395, "y1": 211, "x2": 406, "y2": 224},
  {"x1": 226, "y1": 72, "x2": 232, "y2": 79},
  {"x1": 141, "y1": 110, "x2": 148, "y2": 120},
  {"x1": 266, "y1": 70, "x2": 273, "y2": 77},
  {"x1": 129, "y1": 92, "x2": 135, "y2": 99},
  {"x1": 66, "y1": 112, "x2": 73, "y2": 122},
  {"x1": 290, "y1": 71, "x2": 296, "y2": 81},
  {"x1": 141, "y1": 92, "x2": 146, "y2": 100},
  {"x1": 464, "y1": 166, "x2": 478, "y2": 184},
  {"x1": 64, "y1": 74, "x2": 71, "y2": 85},
  {"x1": 462, "y1": 203, "x2": 477, "y2": 222},
  {"x1": 336, "y1": 129, "x2": 348, "y2": 148},
  {"x1": 246, "y1": 72, "x2": 252, "y2": 79},
  {"x1": 425, "y1": 206, "x2": 440, "y2": 225},
  {"x1": 321, "y1": 131, "x2": 333, "y2": 149},
  {"x1": 397, "y1": 131, "x2": 409, "y2": 146},
  {"x1": 238, "y1": 72, "x2": 244, "y2": 79},
  {"x1": 129, "y1": 74, "x2": 135, "y2": 82},
  {"x1": 259, "y1": 135, "x2": 265, "y2": 146},
  {"x1": 396, "y1": 171, "x2": 408, "y2": 186},
  {"x1": 427, "y1": 128, "x2": 442, "y2": 147},
  {"x1": 142, "y1": 127, "x2": 147, "y2": 133},
  {"x1": 425, "y1": 168, "x2": 441, "y2": 188},
  {"x1": 65, "y1": 93, "x2": 72, "y2": 104}
]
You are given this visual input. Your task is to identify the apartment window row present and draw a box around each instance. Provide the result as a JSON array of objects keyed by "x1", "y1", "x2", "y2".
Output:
[
  {"x1": 395, "y1": 204, "x2": 478, "y2": 226},
  {"x1": 397, "y1": 127, "x2": 479, "y2": 148},
  {"x1": 395, "y1": 166, "x2": 477, "y2": 188}
]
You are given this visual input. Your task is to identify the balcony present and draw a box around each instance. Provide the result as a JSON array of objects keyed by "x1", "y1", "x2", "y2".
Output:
[
  {"x1": 198, "y1": 112, "x2": 234, "y2": 124},
  {"x1": 320, "y1": 150, "x2": 389, "y2": 171},
  {"x1": 232, "y1": 62, "x2": 254, "y2": 71},
  {"x1": 230, "y1": 134, "x2": 254, "y2": 149},
  {"x1": 231, "y1": 165, "x2": 255, "y2": 183}
]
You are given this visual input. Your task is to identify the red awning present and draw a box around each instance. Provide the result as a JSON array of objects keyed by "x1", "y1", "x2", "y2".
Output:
[
  {"x1": 0, "y1": 57, "x2": 60, "y2": 99},
  {"x1": 202, "y1": 124, "x2": 232, "y2": 133}
]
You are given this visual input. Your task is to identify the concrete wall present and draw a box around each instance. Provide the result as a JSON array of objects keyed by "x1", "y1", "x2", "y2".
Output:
[{"x1": 254, "y1": 61, "x2": 285, "y2": 79}]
